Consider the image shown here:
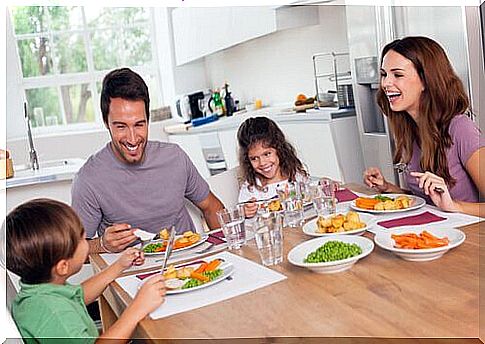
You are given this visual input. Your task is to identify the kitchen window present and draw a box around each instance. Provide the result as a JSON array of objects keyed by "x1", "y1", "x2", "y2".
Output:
[{"x1": 10, "y1": 6, "x2": 164, "y2": 133}]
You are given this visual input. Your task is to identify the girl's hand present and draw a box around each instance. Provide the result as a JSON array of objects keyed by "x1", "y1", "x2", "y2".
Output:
[
  {"x1": 363, "y1": 167, "x2": 389, "y2": 192},
  {"x1": 410, "y1": 171, "x2": 459, "y2": 212},
  {"x1": 244, "y1": 198, "x2": 259, "y2": 218},
  {"x1": 116, "y1": 247, "x2": 145, "y2": 271},
  {"x1": 131, "y1": 274, "x2": 166, "y2": 321}
]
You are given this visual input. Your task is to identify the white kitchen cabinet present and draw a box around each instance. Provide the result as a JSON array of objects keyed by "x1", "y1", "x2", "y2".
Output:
[
  {"x1": 279, "y1": 122, "x2": 342, "y2": 180},
  {"x1": 171, "y1": 6, "x2": 319, "y2": 66},
  {"x1": 168, "y1": 133, "x2": 211, "y2": 178}
]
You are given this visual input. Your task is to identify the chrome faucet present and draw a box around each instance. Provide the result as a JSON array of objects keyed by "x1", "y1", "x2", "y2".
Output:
[{"x1": 24, "y1": 102, "x2": 39, "y2": 170}]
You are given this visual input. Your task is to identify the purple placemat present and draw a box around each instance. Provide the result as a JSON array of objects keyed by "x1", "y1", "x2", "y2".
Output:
[
  {"x1": 207, "y1": 231, "x2": 226, "y2": 244},
  {"x1": 335, "y1": 189, "x2": 359, "y2": 202},
  {"x1": 377, "y1": 211, "x2": 447, "y2": 229}
]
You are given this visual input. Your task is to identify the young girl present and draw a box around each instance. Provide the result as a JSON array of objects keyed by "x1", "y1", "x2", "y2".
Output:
[
  {"x1": 237, "y1": 116, "x2": 308, "y2": 218},
  {"x1": 363, "y1": 36, "x2": 485, "y2": 217},
  {"x1": 6, "y1": 198, "x2": 166, "y2": 343}
]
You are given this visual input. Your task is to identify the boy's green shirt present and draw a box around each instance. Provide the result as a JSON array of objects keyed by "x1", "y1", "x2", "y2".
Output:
[{"x1": 12, "y1": 282, "x2": 98, "y2": 343}]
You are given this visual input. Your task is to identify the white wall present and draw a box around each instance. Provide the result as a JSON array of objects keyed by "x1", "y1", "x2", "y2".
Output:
[{"x1": 204, "y1": 5, "x2": 349, "y2": 106}]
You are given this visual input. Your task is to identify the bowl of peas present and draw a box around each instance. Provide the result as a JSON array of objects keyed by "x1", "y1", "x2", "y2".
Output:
[{"x1": 287, "y1": 235, "x2": 374, "y2": 273}]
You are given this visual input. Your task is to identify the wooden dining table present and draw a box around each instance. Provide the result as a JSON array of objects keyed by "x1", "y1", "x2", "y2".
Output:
[{"x1": 90, "y1": 185, "x2": 483, "y2": 343}]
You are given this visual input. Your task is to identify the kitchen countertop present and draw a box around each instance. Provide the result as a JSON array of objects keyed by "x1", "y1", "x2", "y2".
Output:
[
  {"x1": 166, "y1": 106, "x2": 355, "y2": 135},
  {"x1": 5, "y1": 158, "x2": 85, "y2": 189}
]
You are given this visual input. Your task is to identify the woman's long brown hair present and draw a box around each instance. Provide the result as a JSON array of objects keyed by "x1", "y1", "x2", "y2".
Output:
[
  {"x1": 376, "y1": 36, "x2": 470, "y2": 187},
  {"x1": 237, "y1": 116, "x2": 307, "y2": 189}
]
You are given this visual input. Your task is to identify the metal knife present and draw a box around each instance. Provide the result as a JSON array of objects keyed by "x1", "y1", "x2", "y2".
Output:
[{"x1": 159, "y1": 226, "x2": 176, "y2": 274}]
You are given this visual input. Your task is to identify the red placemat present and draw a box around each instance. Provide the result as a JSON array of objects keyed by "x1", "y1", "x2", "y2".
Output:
[
  {"x1": 335, "y1": 189, "x2": 359, "y2": 202},
  {"x1": 377, "y1": 211, "x2": 447, "y2": 229},
  {"x1": 208, "y1": 231, "x2": 226, "y2": 244}
]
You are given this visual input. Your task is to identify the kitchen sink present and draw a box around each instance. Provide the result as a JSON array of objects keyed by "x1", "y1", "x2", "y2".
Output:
[{"x1": 7, "y1": 158, "x2": 86, "y2": 189}]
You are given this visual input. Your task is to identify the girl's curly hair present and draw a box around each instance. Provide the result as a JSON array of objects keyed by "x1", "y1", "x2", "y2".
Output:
[{"x1": 237, "y1": 117, "x2": 307, "y2": 189}]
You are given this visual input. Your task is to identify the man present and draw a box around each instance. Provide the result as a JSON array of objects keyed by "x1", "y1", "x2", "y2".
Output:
[{"x1": 72, "y1": 68, "x2": 224, "y2": 253}]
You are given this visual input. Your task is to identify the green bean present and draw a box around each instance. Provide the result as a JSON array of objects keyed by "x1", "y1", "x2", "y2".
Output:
[{"x1": 304, "y1": 241, "x2": 362, "y2": 263}]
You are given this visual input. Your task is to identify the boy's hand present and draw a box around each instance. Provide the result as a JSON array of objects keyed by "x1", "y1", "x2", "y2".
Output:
[
  {"x1": 131, "y1": 274, "x2": 166, "y2": 321},
  {"x1": 244, "y1": 198, "x2": 258, "y2": 218},
  {"x1": 116, "y1": 247, "x2": 145, "y2": 271}
]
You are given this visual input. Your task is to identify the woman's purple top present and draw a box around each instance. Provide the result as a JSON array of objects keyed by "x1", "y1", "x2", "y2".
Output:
[{"x1": 405, "y1": 115, "x2": 484, "y2": 203}]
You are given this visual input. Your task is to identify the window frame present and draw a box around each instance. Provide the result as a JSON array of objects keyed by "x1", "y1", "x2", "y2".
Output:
[{"x1": 11, "y1": 6, "x2": 163, "y2": 136}]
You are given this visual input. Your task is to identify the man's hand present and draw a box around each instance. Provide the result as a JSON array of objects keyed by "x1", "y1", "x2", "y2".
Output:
[{"x1": 102, "y1": 223, "x2": 138, "y2": 253}]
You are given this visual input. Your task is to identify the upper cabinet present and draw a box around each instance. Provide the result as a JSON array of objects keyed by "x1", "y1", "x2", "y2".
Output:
[{"x1": 171, "y1": 6, "x2": 319, "y2": 66}]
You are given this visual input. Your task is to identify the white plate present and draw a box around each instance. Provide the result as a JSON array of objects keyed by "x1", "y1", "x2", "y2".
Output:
[
  {"x1": 141, "y1": 233, "x2": 209, "y2": 256},
  {"x1": 166, "y1": 262, "x2": 234, "y2": 295},
  {"x1": 302, "y1": 212, "x2": 375, "y2": 237},
  {"x1": 350, "y1": 194, "x2": 426, "y2": 214},
  {"x1": 374, "y1": 226, "x2": 466, "y2": 262},
  {"x1": 287, "y1": 235, "x2": 374, "y2": 274}
]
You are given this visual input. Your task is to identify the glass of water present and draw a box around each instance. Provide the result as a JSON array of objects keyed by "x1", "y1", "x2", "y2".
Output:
[
  {"x1": 216, "y1": 205, "x2": 246, "y2": 249},
  {"x1": 312, "y1": 186, "x2": 337, "y2": 218},
  {"x1": 277, "y1": 182, "x2": 304, "y2": 228},
  {"x1": 254, "y1": 212, "x2": 284, "y2": 266}
]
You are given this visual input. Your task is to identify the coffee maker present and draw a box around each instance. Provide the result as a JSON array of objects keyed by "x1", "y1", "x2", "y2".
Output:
[{"x1": 188, "y1": 91, "x2": 205, "y2": 120}]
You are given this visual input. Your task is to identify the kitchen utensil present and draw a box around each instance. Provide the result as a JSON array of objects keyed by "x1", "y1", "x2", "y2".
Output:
[
  {"x1": 238, "y1": 195, "x2": 279, "y2": 205},
  {"x1": 337, "y1": 84, "x2": 354, "y2": 109},
  {"x1": 159, "y1": 226, "x2": 176, "y2": 273},
  {"x1": 393, "y1": 163, "x2": 444, "y2": 193},
  {"x1": 195, "y1": 242, "x2": 215, "y2": 254}
]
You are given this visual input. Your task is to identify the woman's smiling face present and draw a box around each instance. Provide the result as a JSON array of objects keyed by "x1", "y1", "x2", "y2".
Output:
[{"x1": 380, "y1": 50, "x2": 425, "y2": 120}]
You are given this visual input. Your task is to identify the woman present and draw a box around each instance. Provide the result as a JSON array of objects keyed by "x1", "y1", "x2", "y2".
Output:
[{"x1": 363, "y1": 36, "x2": 484, "y2": 217}]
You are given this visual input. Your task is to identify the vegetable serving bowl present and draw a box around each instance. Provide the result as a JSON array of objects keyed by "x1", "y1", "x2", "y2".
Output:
[
  {"x1": 374, "y1": 226, "x2": 466, "y2": 262},
  {"x1": 287, "y1": 235, "x2": 374, "y2": 274}
]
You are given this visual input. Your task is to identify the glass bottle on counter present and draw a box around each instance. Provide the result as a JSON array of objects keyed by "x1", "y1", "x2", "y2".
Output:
[{"x1": 223, "y1": 83, "x2": 235, "y2": 117}]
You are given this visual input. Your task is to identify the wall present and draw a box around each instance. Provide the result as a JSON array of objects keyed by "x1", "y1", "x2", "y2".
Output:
[{"x1": 204, "y1": 5, "x2": 349, "y2": 107}]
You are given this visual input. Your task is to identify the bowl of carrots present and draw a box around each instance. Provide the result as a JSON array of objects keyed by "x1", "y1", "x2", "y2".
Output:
[{"x1": 374, "y1": 226, "x2": 466, "y2": 261}]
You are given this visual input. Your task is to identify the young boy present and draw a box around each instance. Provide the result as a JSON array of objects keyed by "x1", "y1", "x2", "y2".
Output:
[{"x1": 6, "y1": 198, "x2": 166, "y2": 343}]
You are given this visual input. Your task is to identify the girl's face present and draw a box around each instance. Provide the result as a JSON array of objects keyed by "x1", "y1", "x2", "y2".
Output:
[
  {"x1": 248, "y1": 142, "x2": 282, "y2": 183},
  {"x1": 68, "y1": 231, "x2": 89, "y2": 275},
  {"x1": 380, "y1": 50, "x2": 425, "y2": 120}
]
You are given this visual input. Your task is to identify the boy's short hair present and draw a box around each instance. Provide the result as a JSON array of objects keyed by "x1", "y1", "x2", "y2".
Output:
[{"x1": 6, "y1": 199, "x2": 84, "y2": 284}]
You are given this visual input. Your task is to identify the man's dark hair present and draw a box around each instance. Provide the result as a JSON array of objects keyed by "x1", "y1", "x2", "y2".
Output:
[
  {"x1": 100, "y1": 68, "x2": 150, "y2": 124},
  {"x1": 6, "y1": 199, "x2": 84, "y2": 284}
]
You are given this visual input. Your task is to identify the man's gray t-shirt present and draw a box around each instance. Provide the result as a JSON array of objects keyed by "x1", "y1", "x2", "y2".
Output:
[{"x1": 71, "y1": 141, "x2": 210, "y2": 238}]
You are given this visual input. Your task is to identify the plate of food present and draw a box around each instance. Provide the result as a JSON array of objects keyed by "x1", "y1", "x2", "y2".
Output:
[
  {"x1": 287, "y1": 235, "x2": 374, "y2": 274},
  {"x1": 157, "y1": 259, "x2": 234, "y2": 294},
  {"x1": 373, "y1": 226, "x2": 466, "y2": 261},
  {"x1": 302, "y1": 211, "x2": 374, "y2": 237},
  {"x1": 141, "y1": 230, "x2": 208, "y2": 255},
  {"x1": 350, "y1": 194, "x2": 425, "y2": 214}
]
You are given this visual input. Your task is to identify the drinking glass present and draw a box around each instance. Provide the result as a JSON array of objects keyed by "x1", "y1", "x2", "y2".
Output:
[
  {"x1": 277, "y1": 182, "x2": 304, "y2": 228},
  {"x1": 216, "y1": 205, "x2": 246, "y2": 249},
  {"x1": 312, "y1": 190, "x2": 337, "y2": 218},
  {"x1": 254, "y1": 212, "x2": 284, "y2": 266}
]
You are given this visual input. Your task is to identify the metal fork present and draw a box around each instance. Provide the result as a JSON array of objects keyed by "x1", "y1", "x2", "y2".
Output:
[{"x1": 393, "y1": 163, "x2": 444, "y2": 193}]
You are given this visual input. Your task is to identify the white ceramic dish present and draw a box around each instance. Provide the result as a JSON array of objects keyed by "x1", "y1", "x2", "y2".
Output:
[
  {"x1": 287, "y1": 235, "x2": 374, "y2": 274},
  {"x1": 302, "y1": 212, "x2": 375, "y2": 237},
  {"x1": 374, "y1": 226, "x2": 466, "y2": 262},
  {"x1": 166, "y1": 262, "x2": 234, "y2": 295},
  {"x1": 350, "y1": 193, "x2": 426, "y2": 214},
  {"x1": 141, "y1": 233, "x2": 209, "y2": 256}
]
